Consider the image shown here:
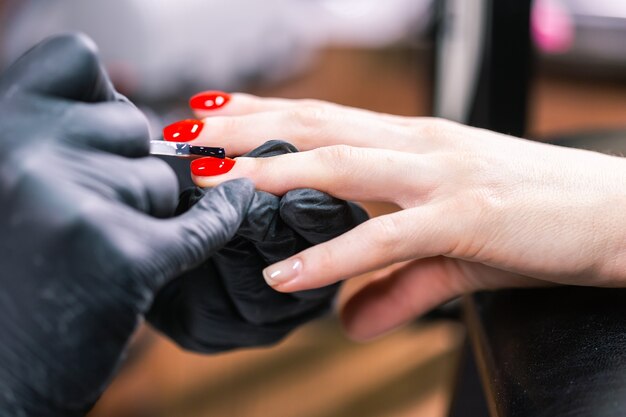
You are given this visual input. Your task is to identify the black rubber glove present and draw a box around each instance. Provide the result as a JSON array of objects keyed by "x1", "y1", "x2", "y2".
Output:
[
  {"x1": 0, "y1": 34, "x2": 254, "y2": 416},
  {"x1": 148, "y1": 141, "x2": 369, "y2": 351}
]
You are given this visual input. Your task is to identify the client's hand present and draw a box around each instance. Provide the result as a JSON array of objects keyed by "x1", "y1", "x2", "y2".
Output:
[
  {"x1": 0, "y1": 36, "x2": 254, "y2": 416},
  {"x1": 148, "y1": 140, "x2": 368, "y2": 351},
  {"x1": 185, "y1": 93, "x2": 626, "y2": 340}
]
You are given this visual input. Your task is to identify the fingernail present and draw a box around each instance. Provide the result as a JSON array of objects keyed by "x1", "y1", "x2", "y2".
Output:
[
  {"x1": 190, "y1": 91, "x2": 231, "y2": 111},
  {"x1": 191, "y1": 156, "x2": 235, "y2": 176},
  {"x1": 263, "y1": 258, "x2": 302, "y2": 286},
  {"x1": 163, "y1": 119, "x2": 204, "y2": 142}
]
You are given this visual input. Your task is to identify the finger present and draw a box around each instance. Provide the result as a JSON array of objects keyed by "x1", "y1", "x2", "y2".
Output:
[
  {"x1": 192, "y1": 107, "x2": 420, "y2": 156},
  {"x1": 193, "y1": 92, "x2": 416, "y2": 126},
  {"x1": 65, "y1": 101, "x2": 150, "y2": 157},
  {"x1": 227, "y1": 170, "x2": 344, "y2": 303},
  {"x1": 341, "y1": 258, "x2": 464, "y2": 341},
  {"x1": 63, "y1": 153, "x2": 178, "y2": 218},
  {"x1": 260, "y1": 205, "x2": 464, "y2": 292},
  {"x1": 127, "y1": 157, "x2": 180, "y2": 218},
  {"x1": 0, "y1": 33, "x2": 117, "y2": 102},
  {"x1": 340, "y1": 258, "x2": 544, "y2": 341},
  {"x1": 192, "y1": 145, "x2": 438, "y2": 206},
  {"x1": 233, "y1": 190, "x2": 340, "y2": 303},
  {"x1": 152, "y1": 179, "x2": 256, "y2": 273}
]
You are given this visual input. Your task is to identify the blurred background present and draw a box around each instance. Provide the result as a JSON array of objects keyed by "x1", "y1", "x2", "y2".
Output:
[{"x1": 1, "y1": 1, "x2": 625, "y2": 416}]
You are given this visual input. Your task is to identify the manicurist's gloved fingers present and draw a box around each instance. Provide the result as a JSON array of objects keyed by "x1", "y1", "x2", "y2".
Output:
[
  {"x1": 242, "y1": 139, "x2": 298, "y2": 158},
  {"x1": 122, "y1": 156, "x2": 180, "y2": 218},
  {"x1": 63, "y1": 101, "x2": 151, "y2": 157},
  {"x1": 280, "y1": 189, "x2": 369, "y2": 244},
  {"x1": 221, "y1": 191, "x2": 319, "y2": 310},
  {"x1": 143, "y1": 179, "x2": 255, "y2": 280},
  {"x1": 59, "y1": 151, "x2": 178, "y2": 218},
  {"x1": 0, "y1": 33, "x2": 116, "y2": 102},
  {"x1": 147, "y1": 263, "x2": 299, "y2": 352},
  {"x1": 232, "y1": 191, "x2": 282, "y2": 246},
  {"x1": 213, "y1": 242, "x2": 333, "y2": 325}
]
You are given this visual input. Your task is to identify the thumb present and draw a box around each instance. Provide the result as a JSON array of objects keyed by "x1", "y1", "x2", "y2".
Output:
[
  {"x1": 148, "y1": 179, "x2": 255, "y2": 279},
  {"x1": 0, "y1": 33, "x2": 117, "y2": 102}
]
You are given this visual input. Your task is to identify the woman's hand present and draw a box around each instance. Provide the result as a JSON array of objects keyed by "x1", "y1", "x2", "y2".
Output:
[{"x1": 184, "y1": 93, "x2": 626, "y2": 340}]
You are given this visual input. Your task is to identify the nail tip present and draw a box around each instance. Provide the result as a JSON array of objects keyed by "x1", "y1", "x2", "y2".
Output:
[
  {"x1": 262, "y1": 269, "x2": 274, "y2": 285},
  {"x1": 163, "y1": 119, "x2": 204, "y2": 142},
  {"x1": 260, "y1": 258, "x2": 302, "y2": 289},
  {"x1": 189, "y1": 90, "x2": 231, "y2": 110},
  {"x1": 190, "y1": 156, "x2": 235, "y2": 177}
]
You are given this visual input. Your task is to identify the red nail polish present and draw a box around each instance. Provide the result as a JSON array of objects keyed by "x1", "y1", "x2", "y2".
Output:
[
  {"x1": 163, "y1": 119, "x2": 204, "y2": 142},
  {"x1": 191, "y1": 157, "x2": 235, "y2": 176},
  {"x1": 190, "y1": 91, "x2": 231, "y2": 111}
]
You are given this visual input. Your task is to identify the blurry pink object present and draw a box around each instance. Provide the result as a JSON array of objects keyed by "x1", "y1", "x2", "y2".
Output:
[{"x1": 532, "y1": 0, "x2": 574, "y2": 53}]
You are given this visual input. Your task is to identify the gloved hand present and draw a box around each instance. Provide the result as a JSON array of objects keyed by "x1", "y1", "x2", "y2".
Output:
[
  {"x1": 148, "y1": 140, "x2": 369, "y2": 351},
  {"x1": 0, "y1": 34, "x2": 254, "y2": 416}
]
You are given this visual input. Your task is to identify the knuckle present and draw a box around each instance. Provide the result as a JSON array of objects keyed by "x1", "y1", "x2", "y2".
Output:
[
  {"x1": 11, "y1": 152, "x2": 58, "y2": 197},
  {"x1": 57, "y1": 200, "x2": 109, "y2": 252},
  {"x1": 442, "y1": 188, "x2": 502, "y2": 259},
  {"x1": 467, "y1": 186, "x2": 505, "y2": 220},
  {"x1": 413, "y1": 117, "x2": 453, "y2": 142},
  {"x1": 143, "y1": 157, "x2": 178, "y2": 191},
  {"x1": 431, "y1": 150, "x2": 484, "y2": 191},
  {"x1": 314, "y1": 244, "x2": 337, "y2": 272},
  {"x1": 368, "y1": 215, "x2": 402, "y2": 249},
  {"x1": 120, "y1": 105, "x2": 150, "y2": 142},
  {"x1": 50, "y1": 33, "x2": 100, "y2": 67},
  {"x1": 314, "y1": 144, "x2": 359, "y2": 178},
  {"x1": 240, "y1": 156, "x2": 267, "y2": 184},
  {"x1": 288, "y1": 106, "x2": 331, "y2": 129},
  {"x1": 316, "y1": 144, "x2": 356, "y2": 164},
  {"x1": 205, "y1": 116, "x2": 240, "y2": 139},
  {"x1": 58, "y1": 32, "x2": 99, "y2": 56}
]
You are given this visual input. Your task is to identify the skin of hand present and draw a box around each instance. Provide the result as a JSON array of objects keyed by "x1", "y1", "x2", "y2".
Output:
[
  {"x1": 187, "y1": 93, "x2": 626, "y2": 341},
  {"x1": 147, "y1": 140, "x2": 368, "y2": 352},
  {"x1": 0, "y1": 35, "x2": 255, "y2": 416}
]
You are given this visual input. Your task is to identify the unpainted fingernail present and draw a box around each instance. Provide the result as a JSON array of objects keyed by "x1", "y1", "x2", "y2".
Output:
[{"x1": 263, "y1": 258, "x2": 302, "y2": 287}]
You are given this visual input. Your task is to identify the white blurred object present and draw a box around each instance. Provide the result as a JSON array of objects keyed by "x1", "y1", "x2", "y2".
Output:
[
  {"x1": 433, "y1": 0, "x2": 488, "y2": 124},
  {"x1": 316, "y1": 0, "x2": 432, "y2": 46},
  {"x1": 1, "y1": 0, "x2": 432, "y2": 100}
]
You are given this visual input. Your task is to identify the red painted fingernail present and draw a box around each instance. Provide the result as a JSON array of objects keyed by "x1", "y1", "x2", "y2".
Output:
[
  {"x1": 189, "y1": 91, "x2": 231, "y2": 111},
  {"x1": 191, "y1": 157, "x2": 235, "y2": 176},
  {"x1": 163, "y1": 119, "x2": 204, "y2": 142}
]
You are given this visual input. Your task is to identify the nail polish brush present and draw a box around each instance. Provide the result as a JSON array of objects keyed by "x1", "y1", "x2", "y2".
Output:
[{"x1": 149, "y1": 140, "x2": 225, "y2": 159}]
